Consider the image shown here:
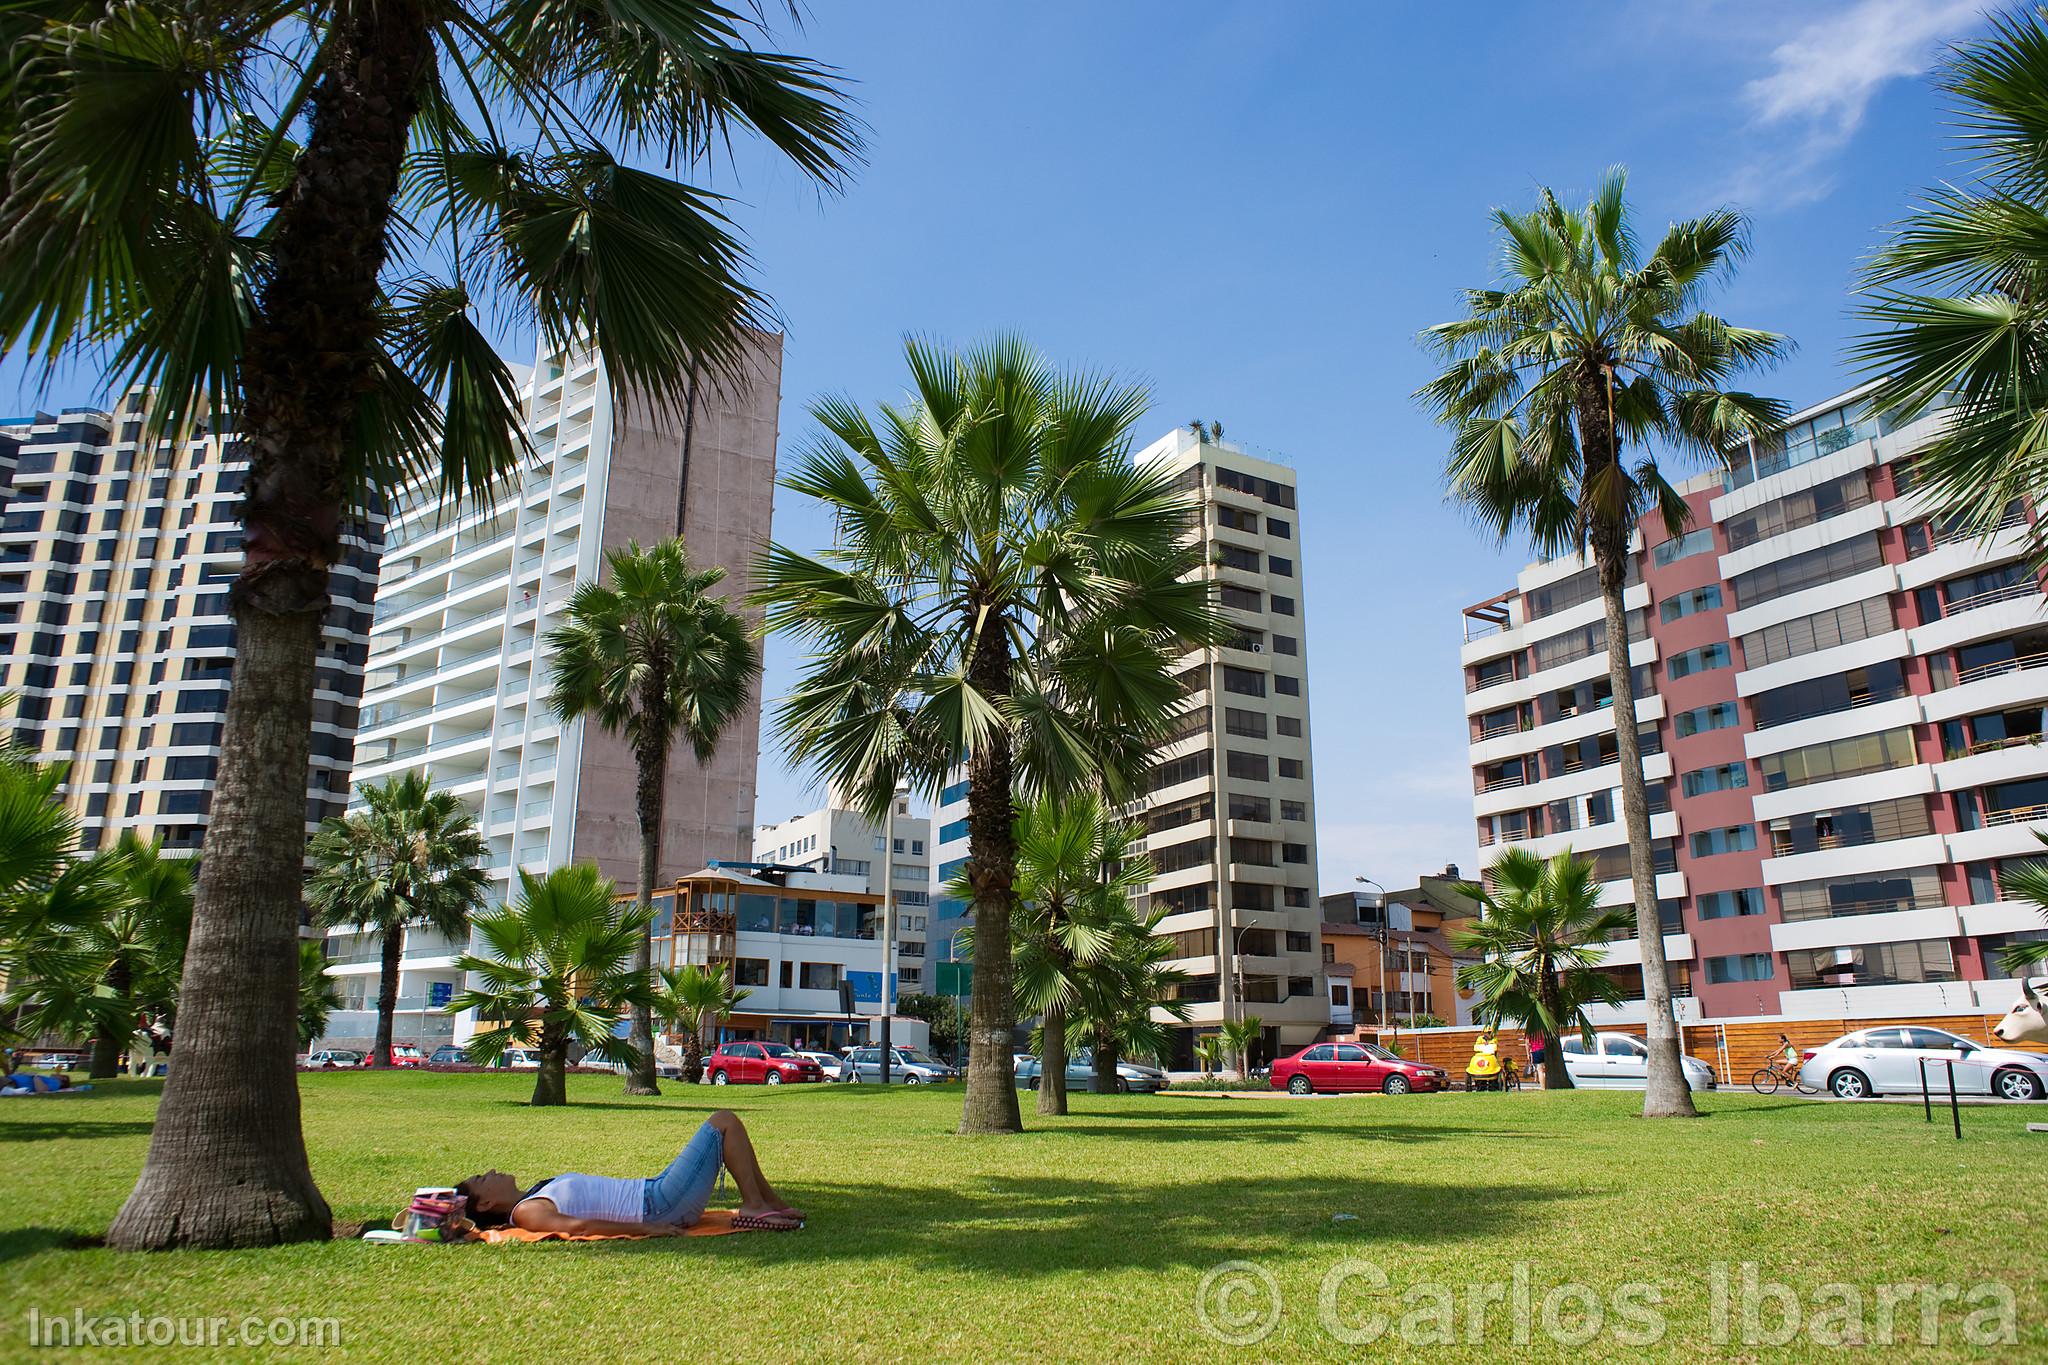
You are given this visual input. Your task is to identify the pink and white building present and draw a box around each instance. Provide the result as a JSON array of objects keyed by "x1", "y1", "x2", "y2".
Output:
[{"x1": 1461, "y1": 382, "x2": 2047, "y2": 1026}]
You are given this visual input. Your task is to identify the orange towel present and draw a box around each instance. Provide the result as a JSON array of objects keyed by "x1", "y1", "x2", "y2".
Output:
[{"x1": 480, "y1": 1209, "x2": 740, "y2": 1242}]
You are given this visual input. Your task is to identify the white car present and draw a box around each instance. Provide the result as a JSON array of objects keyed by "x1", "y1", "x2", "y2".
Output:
[
  {"x1": 1558, "y1": 1033, "x2": 1718, "y2": 1091},
  {"x1": 798, "y1": 1050, "x2": 845, "y2": 1081},
  {"x1": 1797, "y1": 1026, "x2": 2048, "y2": 1101}
]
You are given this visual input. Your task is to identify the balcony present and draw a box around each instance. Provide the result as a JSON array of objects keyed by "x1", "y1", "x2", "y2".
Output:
[{"x1": 1940, "y1": 578, "x2": 2039, "y2": 620}]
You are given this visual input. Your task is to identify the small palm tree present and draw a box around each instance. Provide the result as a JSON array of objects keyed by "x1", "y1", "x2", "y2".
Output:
[
  {"x1": 1072, "y1": 905, "x2": 1191, "y2": 1093},
  {"x1": 1419, "y1": 169, "x2": 1789, "y2": 1119},
  {"x1": 1987, "y1": 833, "x2": 2048, "y2": 976},
  {"x1": 754, "y1": 335, "x2": 1229, "y2": 1135},
  {"x1": 652, "y1": 962, "x2": 751, "y2": 1084},
  {"x1": 1217, "y1": 1015, "x2": 1263, "y2": 1081},
  {"x1": 0, "y1": 0, "x2": 855, "y2": 1247},
  {"x1": 297, "y1": 941, "x2": 342, "y2": 1051},
  {"x1": 448, "y1": 865, "x2": 653, "y2": 1107},
  {"x1": 1192, "y1": 1034, "x2": 1223, "y2": 1079},
  {"x1": 547, "y1": 538, "x2": 758, "y2": 1097},
  {"x1": 1856, "y1": 10, "x2": 2048, "y2": 565},
  {"x1": 1452, "y1": 848, "x2": 1634, "y2": 1090},
  {"x1": 306, "y1": 773, "x2": 488, "y2": 1069}
]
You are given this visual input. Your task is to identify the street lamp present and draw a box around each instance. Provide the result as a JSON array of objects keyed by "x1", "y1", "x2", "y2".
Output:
[
  {"x1": 1354, "y1": 876, "x2": 1394, "y2": 1051},
  {"x1": 878, "y1": 776, "x2": 911, "y2": 1085}
]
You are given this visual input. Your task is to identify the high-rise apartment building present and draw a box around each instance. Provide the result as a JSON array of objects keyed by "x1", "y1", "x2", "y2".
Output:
[
  {"x1": 930, "y1": 430, "x2": 1329, "y2": 1063},
  {"x1": 318, "y1": 339, "x2": 780, "y2": 1050},
  {"x1": 1461, "y1": 382, "x2": 2046, "y2": 1030},
  {"x1": 0, "y1": 397, "x2": 379, "y2": 852}
]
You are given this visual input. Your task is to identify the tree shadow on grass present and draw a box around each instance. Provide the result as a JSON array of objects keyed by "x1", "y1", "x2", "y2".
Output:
[
  {"x1": 665, "y1": 1174, "x2": 1570, "y2": 1277},
  {"x1": 0, "y1": 1228, "x2": 100, "y2": 1264},
  {"x1": 0, "y1": 1118, "x2": 154, "y2": 1143},
  {"x1": 1040, "y1": 1117, "x2": 1548, "y2": 1145}
]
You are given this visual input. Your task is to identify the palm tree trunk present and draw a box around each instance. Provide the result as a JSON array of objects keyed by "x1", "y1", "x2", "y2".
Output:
[
  {"x1": 1093, "y1": 1021, "x2": 1119, "y2": 1094},
  {"x1": 105, "y1": 0, "x2": 433, "y2": 1250},
  {"x1": 88, "y1": 958, "x2": 133, "y2": 1080},
  {"x1": 1037, "y1": 1002, "x2": 1068, "y2": 1115},
  {"x1": 960, "y1": 624, "x2": 1024, "y2": 1135},
  {"x1": 627, "y1": 718, "x2": 668, "y2": 1097},
  {"x1": 1538, "y1": 971, "x2": 1574, "y2": 1091},
  {"x1": 371, "y1": 927, "x2": 402, "y2": 1068},
  {"x1": 1578, "y1": 371, "x2": 1697, "y2": 1120},
  {"x1": 534, "y1": 1022, "x2": 567, "y2": 1107},
  {"x1": 682, "y1": 1029, "x2": 703, "y2": 1085}
]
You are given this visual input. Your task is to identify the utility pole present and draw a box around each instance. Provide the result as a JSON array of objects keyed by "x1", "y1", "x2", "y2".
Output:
[{"x1": 878, "y1": 777, "x2": 909, "y2": 1085}]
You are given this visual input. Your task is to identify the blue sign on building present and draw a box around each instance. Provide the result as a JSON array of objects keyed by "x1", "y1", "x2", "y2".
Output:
[
  {"x1": 428, "y1": 981, "x2": 453, "y2": 1008},
  {"x1": 846, "y1": 971, "x2": 898, "y2": 1007}
]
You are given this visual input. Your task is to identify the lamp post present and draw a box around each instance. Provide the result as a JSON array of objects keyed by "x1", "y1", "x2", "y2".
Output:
[
  {"x1": 878, "y1": 776, "x2": 910, "y2": 1085},
  {"x1": 1354, "y1": 876, "x2": 1392, "y2": 1052}
]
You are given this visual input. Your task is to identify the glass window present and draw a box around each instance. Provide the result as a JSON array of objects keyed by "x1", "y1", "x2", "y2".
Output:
[
  {"x1": 1673, "y1": 702, "x2": 1740, "y2": 737},
  {"x1": 1705, "y1": 952, "x2": 1774, "y2": 983},
  {"x1": 1651, "y1": 528, "x2": 1715, "y2": 566},
  {"x1": 736, "y1": 894, "x2": 775, "y2": 933},
  {"x1": 1659, "y1": 585, "x2": 1723, "y2": 623},
  {"x1": 1334, "y1": 1045, "x2": 1367, "y2": 1062},
  {"x1": 1690, "y1": 825, "x2": 1757, "y2": 857},
  {"x1": 1667, "y1": 644, "x2": 1732, "y2": 679},
  {"x1": 1680, "y1": 763, "x2": 1749, "y2": 797},
  {"x1": 1303, "y1": 1045, "x2": 1332, "y2": 1061},
  {"x1": 1696, "y1": 888, "x2": 1767, "y2": 919}
]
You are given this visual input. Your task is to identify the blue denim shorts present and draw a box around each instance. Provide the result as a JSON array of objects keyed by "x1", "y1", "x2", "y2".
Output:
[{"x1": 641, "y1": 1120, "x2": 724, "y2": 1226}]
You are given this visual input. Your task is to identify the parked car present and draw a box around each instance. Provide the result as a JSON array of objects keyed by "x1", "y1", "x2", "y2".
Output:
[
  {"x1": 1269, "y1": 1042, "x2": 1448, "y2": 1095},
  {"x1": 843, "y1": 1046, "x2": 958, "y2": 1084},
  {"x1": 798, "y1": 1050, "x2": 845, "y2": 1081},
  {"x1": 362, "y1": 1043, "x2": 425, "y2": 1068},
  {"x1": 428, "y1": 1045, "x2": 469, "y2": 1066},
  {"x1": 1557, "y1": 1033, "x2": 1717, "y2": 1091},
  {"x1": 302, "y1": 1049, "x2": 365, "y2": 1070},
  {"x1": 500, "y1": 1048, "x2": 541, "y2": 1070},
  {"x1": 705, "y1": 1042, "x2": 826, "y2": 1086},
  {"x1": 1797, "y1": 1026, "x2": 2048, "y2": 1101},
  {"x1": 1013, "y1": 1051, "x2": 1167, "y2": 1093}
]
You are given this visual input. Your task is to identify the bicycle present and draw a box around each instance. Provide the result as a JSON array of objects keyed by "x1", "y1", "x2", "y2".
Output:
[{"x1": 1750, "y1": 1037, "x2": 1819, "y2": 1095}]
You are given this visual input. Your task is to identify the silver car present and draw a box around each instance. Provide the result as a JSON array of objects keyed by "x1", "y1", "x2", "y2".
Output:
[
  {"x1": 1798, "y1": 1026, "x2": 2048, "y2": 1101},
  {"x1": 1558, "y1": 1033, "x2": 1718, "y2": 1091},
  {"x1": 843, "y1": 1046, "x2": 958, "y2": 1084}
]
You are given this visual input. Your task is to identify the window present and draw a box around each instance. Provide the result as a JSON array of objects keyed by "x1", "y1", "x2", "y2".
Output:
[
  {"x1": 1272, "y1": 634, "x2": 1298, "y2": 655},
  {"x1": 1330, "y1": 983, "x2": 1349, "y2": 1006},
  {"x1": 1282, "y1": 843, "x2": 1309, "y2": 864},
  {"x1": 1280, "y1": 799, "x2": 1306, "y2": 821},
  {"x1": 940, "y1": 777, "x2": 968, "y2": 805},
  {"x1": 1740, "y1": 597, "x2": 1893, "y2": 669},
  {"x1": 1226, "y1": 750, "x2": 1269, "y2": 781},
  {"x1": 1274, "y1": 675, "x2": 1300, "y2": 696},
  {"x1": 1729, "y1": 535, "x2": 1885, "y2": 609},
  {"x1": 1696, "y1": 888, "x2": 1766, "y2": 919},
  {"x1": 1784, "y1": 940, "x2": 1955, "y2": 991},
  {"x1": 1680, "y1": 763, "x2": 1749, "y2": 797},
  {"x1": 1673, "y1": 702, "x2": 1739, "y2": 737},
  {"x1": 911, "y1": 839, "x2": 923, "y2": 855},
  {"x1": 1706, "y1": 953, "x2": 1774, "y2": 984},
  {"x1": 1219, "y1": 585, "x2": 1262, "y2": 612},
  {"x1": 1751, "y1": 659, "x2": 1907, "y2": 729},
  {"x1": 1222, "y1": 665, "x2": 1265, "y2": 697},
  {"x1": 1266, "y1": 517, "x2": 1291, "y2": 538},
  {"x1": 1667, "y1": 644, "x2": 1732, "y2": 679},
  {"x1": 1216, "y1": 543, "x2": 1260, "y2": 572},
  {"x1": 1724, "y1": 471, "x2": 1873, "y2": 550},
  {"x1": 1659, "y1": 585, "x2": 1723, "y2": 623},
  {"x1": 799, "y1": 962, "x2": 840, "y2": 992},
  {"x1": 1270, "y1": 594, "x2": 1295, "y2": 616},
  {"x1": 1278, "y1": 757, "x2": 1303, "y2": 779},
  {"x1": 1268, "y1": 555, "x2": 1293, "y2": 577},
  {"x1": 1778, "y1": 868, "x2": 1942, "y2": 922},
  {"x1": 1276, "y1": 715, "x2": 1302, "y2": 737},
  {"x1": 1651, "y1": 528, "x2": 1715, "y2": 566},
  {"x1": 1147, "y1": 750, "x2": 1211, "y2": 793},
  {"x1": 1225, "y1": 707, "x2": 1267, "y2": 738},
  {"x1": 1758, "y1": 728, "x2": 1916, "y2": 791},
  {"x1": 1689, "y1": 825, "x2": 1757, "y2": 857},
  {"x1": 734, "y1": 958, "x2": 769, "y2": 987}
]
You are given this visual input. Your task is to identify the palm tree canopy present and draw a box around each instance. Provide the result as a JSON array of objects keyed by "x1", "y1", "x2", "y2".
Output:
[
  {"x1": 752, "y1": 334, "x2": 1230, "y2": 819},
  {"x1": 0, "y1": 0, "x2": 862, "y2": 506},
  {"x1": 1856, "y1": 9, "x2": 2048, "y2": 560},
  {"x1": 1452, "y1": 848, "x2": 1634, "y2": 1043},
  {"x1": 305, "y1": 771, "x2": 489, "y2": 937},
  {"x1": 545, "y1": 538, "x2": 758, "y2": 761},
  {"x1": 1419, "y1": 167, "x2": 1790, "y2": 557},
  {"x1": 448, "y1": 864, "x2": 652, "y2": 1067},
  {"x1": 298, "y1": 939, "x2": 343, "y2": 1048},
  {"x1": 653, "y1": 961, "x2": 749, "y2": 1031}
]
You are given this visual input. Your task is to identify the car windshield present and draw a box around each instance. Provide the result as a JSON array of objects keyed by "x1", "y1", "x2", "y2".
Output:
[
  {"x1": 898, "y1": 1051, "x2": 937, "y2": 1065},
  {"x1": 1358, "y1": 1044, "x2": 1397, "y2": 1061},
  {"x1": 761, "y1": 1043, "x2": 797, "y2": 1058}
]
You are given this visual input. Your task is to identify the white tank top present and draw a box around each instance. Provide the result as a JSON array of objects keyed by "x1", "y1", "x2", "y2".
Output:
[{"x1": 527, "y1": 1172, "x2": 643, "y2": 1223}]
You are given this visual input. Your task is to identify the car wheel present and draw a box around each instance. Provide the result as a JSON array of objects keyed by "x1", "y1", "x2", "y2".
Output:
[
  {"x1": 1992, "y1": 1068, "x2": 2043, "y2": 1101},
  {"x1": 1115, "y1": 1077, "x2": 1129, "y2": 1094},
  {"x1": 765, "y1": 1071, "x2": 782, "y2": 1086},
  {"x1": 1383, "y1": 1074, "x2": 1412, "y2": 1096},
  {"x1": 1287, "y1": 1075, "x2": 1312, "y2": 1095},
  {"x1": 711, "y1": 1070, "x2": 729, "y2": 1086},
  {"x1": 1027, "y1": 1076, "x2": 1040, "y2": 1090},
  {"x1": 904, "y1": 1073, "x2": 923, "y2": 1086},
  {"x1": 1828, "y1": 1068, "x2": 1870, "y2": 1100}
]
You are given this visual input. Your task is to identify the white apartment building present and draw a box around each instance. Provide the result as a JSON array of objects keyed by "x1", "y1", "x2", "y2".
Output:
[
  {"x1": 318, "y1": 338, "x2": 781, "y2": 1050},
  {"x1": 753, "y1": 787, "x2": 933, "y2": 991}
]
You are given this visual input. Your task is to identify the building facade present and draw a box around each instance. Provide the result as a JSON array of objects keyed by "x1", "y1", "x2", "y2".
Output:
[
  {"x1": 753, "y1": 788, "x2": 933, "y2": 991},
  {"x1": 1460, "y1": 382, "x2": 2046, "y2": 1029},
  {"x1": 1319, "y1": 874, "x2": 1480, "y2": 1031},
  {"x1": 0, "y1": 396, "x2": 379, "y2": 853},
  {"x1": 319, "y1": 339, "x2": 781, "y2": 1050}
]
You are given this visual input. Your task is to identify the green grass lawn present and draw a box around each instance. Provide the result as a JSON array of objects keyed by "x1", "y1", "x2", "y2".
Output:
[{"x1": 3, "y1": 1074, "x2": 2042, "y2": 1361}]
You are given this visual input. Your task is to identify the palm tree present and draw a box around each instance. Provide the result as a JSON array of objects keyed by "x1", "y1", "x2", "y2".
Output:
[
  {"x1": 1192, "y1": 1034, "x2": 1223, "y2": 1079},
  {"x1": 1073, "y1": 904, "x2": 1191, "y2": 1093},
  {"x1": 1985, "y1": 833, "x2": 2048, "y2": 976},
  {"x1": 546, "y1": 538, "x2": 758, "y2": 1096},
  {"x1": 652, "y1": 962, "x2": 751, "y2": 1084},
  {"x1": 297, "y1": 941, "x2": 343, "y2": 1051},
  {"x1": 1856, "y1": 10, "x2": 2048, "y2": 555},
  {"x1": 0, "y1": 3, "x2": 856, "y2": 1248},
  {"x1": 753, "y1": 335, "x2": 1228, "y2": 1134},
  {"x1": 1217, "y1": 1015, "x2": 1262, "y2": 1081},
  {"x1": 1451, "y1": 848, "x2": 1634, "y2": 1090},
  {"x1": 1419, "y1": 169, "x2": 1790, "y2": 1119},
  {"x1": 305, "y1": 773, "x2": 488, "y2": 1070},
  {"x1": 448, "y1": 865, "x2": 652, "y2": 1107},
  {"x1": 957, "y1": 793, "x2": 1150, "y2": 1116}
]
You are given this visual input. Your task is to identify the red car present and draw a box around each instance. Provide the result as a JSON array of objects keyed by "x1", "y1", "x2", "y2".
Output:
[
  {"x1": 705, "y1": 1042, "x2": 825, "y2": 1086},
  {"x1": 1269, "y1": 1042, "x2": 1448, "y2": 1095},
  {"x1": 365, "y1": 1043, "x2": 425, "y2": 1069}
]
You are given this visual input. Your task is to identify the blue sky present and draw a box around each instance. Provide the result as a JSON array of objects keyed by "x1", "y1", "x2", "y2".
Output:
[{"x1": 0, "y1": 1, "x2": 2001, "y2": 890}]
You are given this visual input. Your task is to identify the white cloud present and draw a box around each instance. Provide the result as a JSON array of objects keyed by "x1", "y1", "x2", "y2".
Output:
[{"x1": 1726, "y1": 0, "x2": 1982, "y2": 206}]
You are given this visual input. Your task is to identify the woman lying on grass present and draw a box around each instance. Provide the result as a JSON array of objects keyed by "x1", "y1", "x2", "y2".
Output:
[{"x1": 457, "y1": 1110, "x2": 804, "y2": 1234}]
